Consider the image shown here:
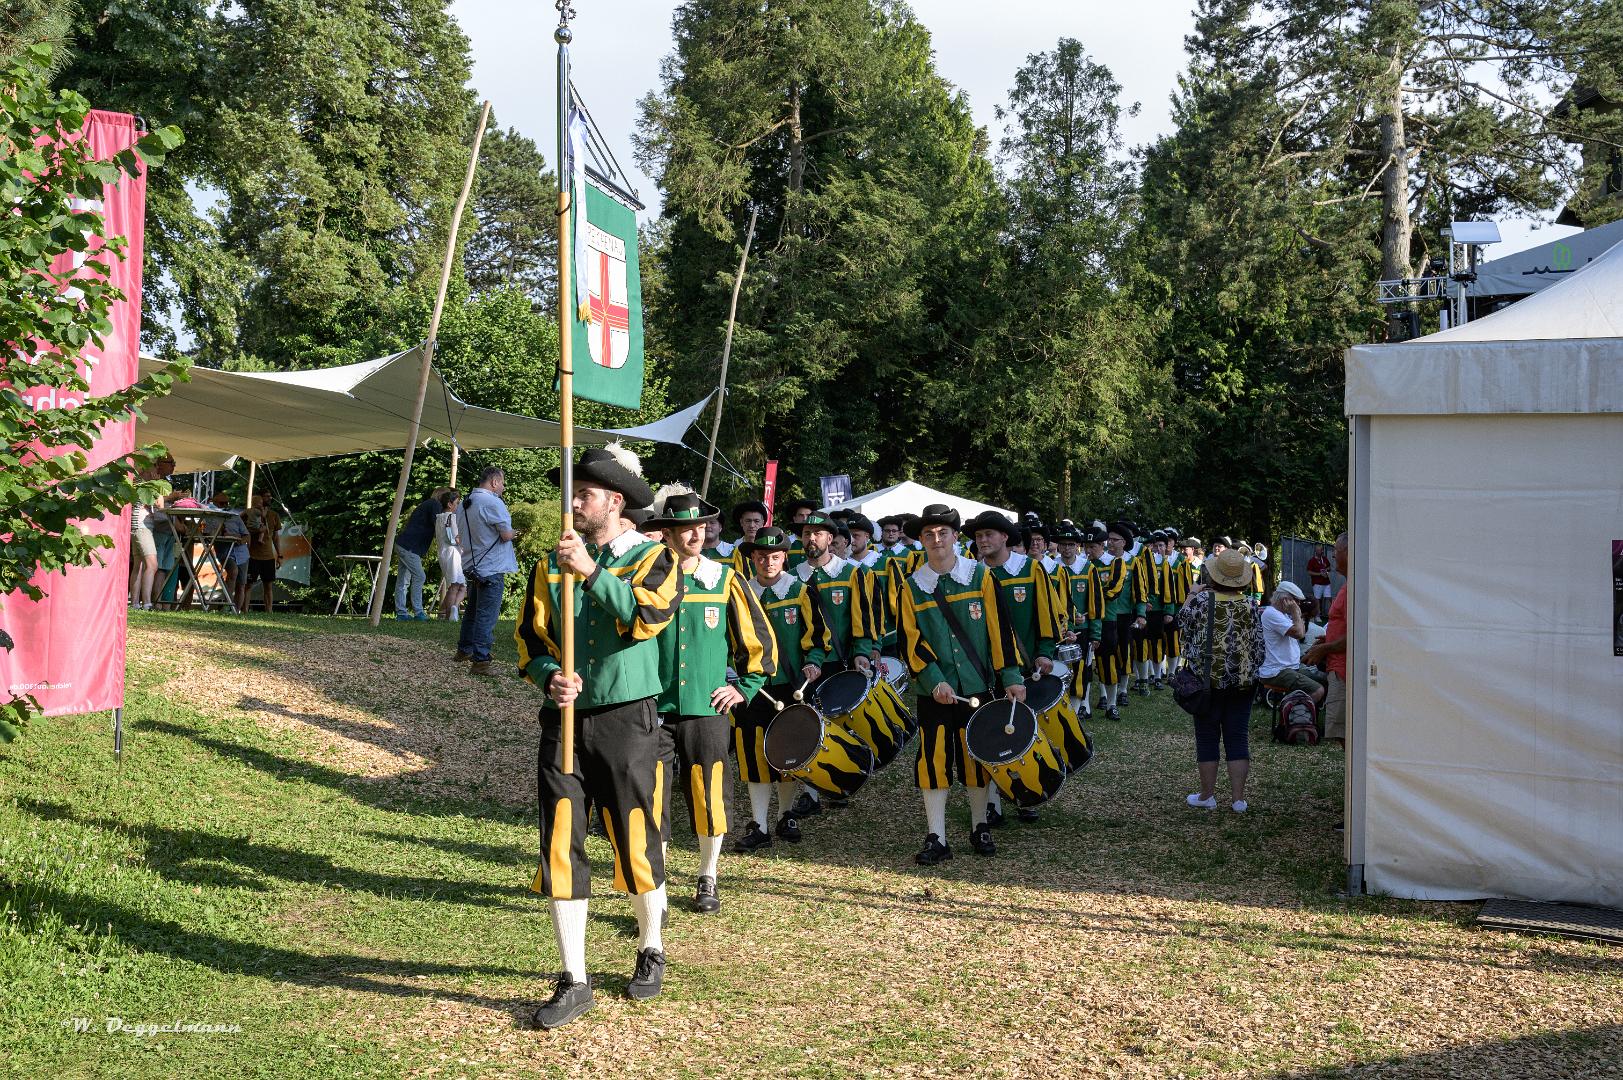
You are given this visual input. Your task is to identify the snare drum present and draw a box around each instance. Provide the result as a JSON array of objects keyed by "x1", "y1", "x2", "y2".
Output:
[
  {"x1": 1055, "y1": 642, "x2": 1084, "y2": 666},
  {"x1": 878, "y1": 655, "x2": 910, "y2": 698},
  {"x1": 814, "y1": 670, "x2": 914, "y2": 768},
  {"x1": 1024, "y1": 672, "x2": 1093, "y2": 774},
  {"x1": 763, "y1": 704, "x2": 874, "y2": 798},
  {"x1": 964, "y1": 698, "x2": 1066, "y2": 808}
]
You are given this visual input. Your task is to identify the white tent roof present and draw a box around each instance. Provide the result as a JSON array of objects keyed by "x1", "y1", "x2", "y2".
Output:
[
  {"x1": 138, "y1": 346, "x2": 706, "y2": 472},
  {"x1": 1472, "y1": 218, "x2": 1623, "y2": 298},
  {"x1": 825, "y1": 480, "x2": 1013, "y2": 522},
  {"x1": 1346, "y1": 237, "x2": 1623, "y2": 416}
]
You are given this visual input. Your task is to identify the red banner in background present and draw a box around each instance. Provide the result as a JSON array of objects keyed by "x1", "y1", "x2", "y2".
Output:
[
  {"x1": 0, "y1": 110, "x2": 146, "y2": 717},
  {"x1": 762, "y1": 460, "x2": 778, "y2": 527}
]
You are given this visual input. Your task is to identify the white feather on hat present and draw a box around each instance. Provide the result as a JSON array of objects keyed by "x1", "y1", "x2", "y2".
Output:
[
  {"x1": 602, "y1": 440, "x2": 643, "y2": 478},
  {"x1": 651, "y1": 481, "x2": 693, "y2": 516}
]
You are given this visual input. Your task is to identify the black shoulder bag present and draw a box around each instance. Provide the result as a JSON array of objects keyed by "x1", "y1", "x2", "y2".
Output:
[{"x1": 1171, "y1": 592, "x2": 1215, "y2": 716}]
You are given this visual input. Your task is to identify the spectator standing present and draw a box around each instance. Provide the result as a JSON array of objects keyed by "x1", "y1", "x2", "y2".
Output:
[
  {"x1": 1307, "y1": 545, "x2": 1333, "y2": 622},
  {"x1": 1258, "y1": 581, "x2": 1327, "y2": 705},
  {"x1": 1304, "y1": 533, "x2": 1349, "y2": 748},
  {"x1": 244, "y1": 493, "x2": 282, "y2": 613},
  {"x1": 394, "y1": 492, "x2": 440, "y2": 621},
  {"x1": 209, "y1": 491, "x2": 250, "y2": 613},
  {"x1": 435, "y1": 490, "x2": 466, "y2": 621},
  {"x1": 1176, "y1": 548, "x2": 1266, "y2": 813},
  {"x1": 454, "y1": 467, "x2": 519, "y2": 676}
]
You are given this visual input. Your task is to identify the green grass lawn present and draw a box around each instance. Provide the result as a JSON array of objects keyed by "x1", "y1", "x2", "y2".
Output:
[{"x1": 1, "y1": 611, "x2": 1618, "y2": 1078}]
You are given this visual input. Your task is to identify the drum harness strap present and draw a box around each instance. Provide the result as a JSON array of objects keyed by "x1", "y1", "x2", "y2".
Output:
[{"x1": 932, "y1": 580, "x2": 996, "y2": 699}]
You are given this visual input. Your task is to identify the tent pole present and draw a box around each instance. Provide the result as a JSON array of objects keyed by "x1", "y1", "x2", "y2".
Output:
[
  {"x1": 700, "y1": 205, "x2": 757, "y2": 500},
  {"x1": 368, "y1": 101, "x2": 492, "y2": 627},
  {"x1": 556, "y1": 15, "x2": 577, "y2": 773},
  {"x1": 245, "y1": 460, "x2": 256, "y2": 503},
  {"x1": 448, "y1": 444, "x2": 460, "y2": 489}
]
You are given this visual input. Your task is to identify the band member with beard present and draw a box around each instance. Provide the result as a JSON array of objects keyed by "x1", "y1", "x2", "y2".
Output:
[
  {"x1": 895, "y1": 505, "x2": 1026, "y2": 864},
  {"x1": 788, "y1": 509, "x2": 881, "y2": 817},
  {"x1": 515, "y1": 445, "x2": 683, "y2": 1029},
  {"x1": 732, "y1": 527, "x2": 833, "y2": 851},
  {"x1": 648, "y1": 488, "x2": 776, "y2": 915},
  {"x1": 781, "y1": 497, "x2": 819, "y2": 569}
]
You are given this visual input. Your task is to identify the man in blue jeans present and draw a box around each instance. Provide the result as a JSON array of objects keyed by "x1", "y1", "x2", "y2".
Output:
[
  {"x1": 395, "y1": 493, "x2": 440, "y2": 620},
  {"x1": 455, "y1": 467, "x2": 520, "y2": 676}
]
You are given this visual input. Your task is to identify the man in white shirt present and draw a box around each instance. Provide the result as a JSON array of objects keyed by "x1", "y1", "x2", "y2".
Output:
[{"x1": 1258, "y1": 581, "x2": 1327, "y2": 703}]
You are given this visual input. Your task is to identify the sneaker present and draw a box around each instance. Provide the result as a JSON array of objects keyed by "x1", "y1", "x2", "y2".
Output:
[
  {"x1": 915, "y1": 833, "x2": 952, "y2": 866},
  {"x1": 789, "y1": 791, "x2": 822, "y2": 818},
  {"x1": 735, "y1": 821, "x2": 771, "y2": 852},
  {"x1": 1017, "y1": 808, "x2": 1040, "y2": 823},
  {"x1": 533, "y1": 975, "x2": 594, "y2": 1029},
  {"x1": 1152, "y1": 676, "x2": 1163, "y2": 690},
  {"x1": 1105, "y1": 707, "x2": 1121, "y2": 723},
  {"x1": 1232, "y1": 800, "x2": 1249, "y2": 813},
  {"x1": 985, "y1": 804, "x2": 1005, "y2": 829},
  {"x1": 691, "y1": 875, "x2": 720, "y2": 914},
  {"x1": 1139, "y1": 682, "x2": 1151, "y2": 697},
  {"x1": 969, "y1": 824, "x2": 996, "y2": 856},
  {"x1": 626, "y1": 948, "x2": 665, "y2": 1001},
  {"x1": 395, "y1": 612, "x2": 412, "y2": 621},
  {"x1": 469, "y1": 660, "x2": 495, "y2": 677},
  {"x1": 1186, "y1": 793, "x2": 1217, "y2": 809},
  {"x1": 1117, "y1": 694, "x2": 1129, "y2": 710},
  {"x1": 774, "y1": 812, "x2": 802, "y2": 843},
  {"x1": 453, "y1": 650, "x2": 473, "y2": 663},
  {"x1": 413, "y1": 612, "x2": 429, "y2": 621}
]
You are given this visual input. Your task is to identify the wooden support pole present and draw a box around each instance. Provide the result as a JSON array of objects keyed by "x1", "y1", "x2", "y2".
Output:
[{"x1": 700, "y1": 205, "x2": 757, "y2": 500}]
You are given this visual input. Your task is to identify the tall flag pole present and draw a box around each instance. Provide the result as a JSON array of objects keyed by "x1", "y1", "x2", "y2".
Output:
[{"x1": 555, "y1": 0, "x2": 578, "y2": 773}]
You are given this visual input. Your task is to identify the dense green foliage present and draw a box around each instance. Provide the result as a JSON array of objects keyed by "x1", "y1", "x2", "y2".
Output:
[{"x1": 0, "y1": 44, "x2": 184, "y2": 737}]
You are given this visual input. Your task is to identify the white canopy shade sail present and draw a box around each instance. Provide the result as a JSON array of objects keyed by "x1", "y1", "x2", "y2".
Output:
[
  {"x1": 825, "y1": 480, "x2": 1013, "y2": 522},
  {"x1": 137, "y1": 346, "x2": 705, "y2": 472}
]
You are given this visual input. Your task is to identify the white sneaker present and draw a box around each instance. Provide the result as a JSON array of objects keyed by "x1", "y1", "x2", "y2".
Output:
[
  {"x1": 1186, "y1": 793, "x2": 1217, "y2": 809},
  {"x1": 1232, "y1": 800, "x2": 1248, "y2": 813}
]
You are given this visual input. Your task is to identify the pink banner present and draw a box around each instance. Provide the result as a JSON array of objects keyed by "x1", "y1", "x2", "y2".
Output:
[
  {"x1": 1, "y1": 110, "x2": 146, "y2": 717},
  {"x1": 762, "y1": 460, "x2": 778, "y2": 527}
]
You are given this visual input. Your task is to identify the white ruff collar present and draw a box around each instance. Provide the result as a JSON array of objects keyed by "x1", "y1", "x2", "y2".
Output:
[
  {"x1": 1098, "y1": 552, "x2": 1116, "y2": 566},
  {"x1": 606, "y1": 527, "x2": 645, "y2": 558},
  {"x1": 1166, "y1": 552, "x2": 1181, "y2": 566},
  {"x1": 713, "y1": 539, "x2": 735, "y2": 557},
  {"x1": 693, "y1": 556, "x2": 725, "y2": 590},
  {"x1": 1153, "y1": 552, "x2": 1165, "y2": 565},
  {"x1": 911, "y1": 554, "x2": 976, "y2": 593},
  {"x1": 751, "y1": 573, "x2": 795, "y2": 601},
  {"x1": 1063, "y1": 555, "x2": 1086, "y2": 574},
  {"x1": 1126, "y1": 541, "x2": 1142, "y2": 560},
  {"x1": 855, "y1": 548, "x2": 880, "y2": 568},
  {"x1": 886, "y1": 542, "x2": 908, "y2": 555},
  {"x1": 997, "y1": 551, "x2": 1029, "y2": 575},
  {"x1": 797, "y1": 554, "x2": 847, "y2": 582}
]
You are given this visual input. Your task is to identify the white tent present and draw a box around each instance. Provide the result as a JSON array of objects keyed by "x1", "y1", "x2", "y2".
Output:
[
  {"x1": 825, "y1": 480, "x2": 1013, "y2": 522},
  {"x1": 1343, "y1": 240, "x2": 1623, "y2": 908},
  {"x1": 1472, "y1": 218, "x2": 1623, "y2": 298},
  {"x1": 137, "y1": 346, "x2": 708, "y2": 472}
]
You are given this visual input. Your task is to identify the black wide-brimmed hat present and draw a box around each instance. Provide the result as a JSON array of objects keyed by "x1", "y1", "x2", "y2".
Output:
[
  {"x1": 876, "y1": 513, "x2": 905, "y2": 530},
  {"x1": 1051, "y1": 520, "x2": 1084, "y2": 544},
  {"x1": 1107, "y1": 520, "x2": 1135, "y2": 542},
  {"x1": 623, "y1": 506, "x2": 653, "y2": 529},
  {"x1": 730, "y1": 499, "x2": 769, "y2": 526},
  {"x1": 781, "y1": 497, "x2": 820, "y2": 518},
  {"x1": 739, "y1": 526, "x2": 793, "y2": 557},
  {"x1": 844, "y1": 513, "x2": 876, "y2": 537},
  {"x1": 799, "y1": 509, "x2": 838, "y2": 535},
  {"x1": 965, "y1": 510, "x2": 1016, "y2": 538},
  {"x1": 548, "y1": 444, "x2": 654, "y2": 509},
  {"x1": 904, "y1": 504, "x2": 961, "y2": 540},
  {"x1": 646, "y1": 491, "x2": 721, "y2": 529}
]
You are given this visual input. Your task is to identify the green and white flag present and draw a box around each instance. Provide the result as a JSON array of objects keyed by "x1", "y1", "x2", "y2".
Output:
[{"x1": 571, "y1": 177, "x2": 645, "y2": 410}]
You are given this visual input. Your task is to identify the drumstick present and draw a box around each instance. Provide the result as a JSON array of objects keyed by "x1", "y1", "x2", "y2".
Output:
[
  {"x1": 791, "y1": 676, "x2": 812, "y2": 702},
  {"x1": 950, "y1": 694, "x2": 981, "y2": 708},
  {"x1": 1005, "y1": 698, "x2": 1018, "y2": 736},
  {"x1": 756, "y1": 687, "x2": 787, "y2": 712}
]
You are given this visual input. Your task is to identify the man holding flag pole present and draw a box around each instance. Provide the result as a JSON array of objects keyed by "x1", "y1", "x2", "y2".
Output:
[{"x1": 513, "y1": 1, "x2": 672, "y2": 1031}]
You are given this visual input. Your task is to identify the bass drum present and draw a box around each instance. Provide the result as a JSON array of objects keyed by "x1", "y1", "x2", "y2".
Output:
[
  {"x1": 814, "y1": 670, "x2": 913, "y2": 768},
  {"x1": 763, "y1": 704, "x2": 873, "y2": 798},
  {"x1": 964, "y1": 698, "x2": 1066, "y2": 808},
  {"x1": 1024, "y1": 672, "x2": 1093, "y2": 774}
]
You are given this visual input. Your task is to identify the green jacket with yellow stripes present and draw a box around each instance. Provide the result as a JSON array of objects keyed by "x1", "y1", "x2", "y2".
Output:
[
  {"x1": 747, "y1": 571, "x2": 831, "y2": 684},
  {"x1": 655, "y1": 557, "x2": 777, "y2": 716},
  {"x1": 795, "y1": 554, "x2": 880, "y2": 663},
  {"x1": 515, "y1": 528, "x2": 684, "y2": 711},
  {"x1": 897, "y1": 554, "x2": 1023, "y2": 698},
  {"x1": 1055, "y1": 555, "x2": 1104, "y2": 640},
  {"x1": 986, "y1": 552, "x2": 1060, "y2": 666}
]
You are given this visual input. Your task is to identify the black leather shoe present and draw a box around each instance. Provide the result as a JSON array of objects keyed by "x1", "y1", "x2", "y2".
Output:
[
  {"x1": 985, "y1": 804, "x2": 1005, "y2": 828},
  {"x1": 915, "y1": 833, "x2": 952, "y2": 865},
  {"x1": 969, "y1": 824, "x2": 996, "y2": 856},
  {"x1": 692, "y1": 875, "x2": 720, "y2": 914},
  {"x1": 1117, "y1": 693, "x2": 1129, "y2": 709},
  {"x1": 626, "y1": 948, "x2": 665, "y2": 1000},
  {"x1": 1106, "y1": 707, "x2": 1121, "y2": 722},
  {"x1": 1139, "y1": 682, "x2": 1151, "y2": 697},
  {"x1": 789, "y1": 791, "x2": 821, "y2": 817},
  {"x1": 534, "y1": 975, "x2": 594, "y2": 1029},
  {"x1": 734, "y1": 821, "x2": 771, "y2": 853},
  {"x1": 1017, "y1": 808, "x2": 1040, "y2": 823},
  {"x1": 1152, "y1": 676, "x2": 1163, "y2": 690},
  {"x1": 775, "y1": 812, "x2": 802, "y2": 843}
]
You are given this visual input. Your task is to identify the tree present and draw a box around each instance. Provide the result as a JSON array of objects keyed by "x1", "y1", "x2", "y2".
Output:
[
  {"x1": 464, "y1": 118, "x2": 558, "y2": 309},
  {"x1": 1, "y1": 44, "x2": 185, "y2": 739}
]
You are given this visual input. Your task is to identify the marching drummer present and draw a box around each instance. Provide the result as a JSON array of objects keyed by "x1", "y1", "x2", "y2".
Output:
[
  {"x1": 650, "y1": 488, "x2": 778, "y2": 915},
  {"x1": 733, "y1": 526, "x2": 833, "y2": 850},
  {"x1": 895, "y1": 504, "x2": 1026, "y2": 865},
  {"x1": 970, "y1": 510, "x2": 1062, "y2": 825},
  {"x1": 788, "y1": 508, "x2": 883, "y2": 818}
]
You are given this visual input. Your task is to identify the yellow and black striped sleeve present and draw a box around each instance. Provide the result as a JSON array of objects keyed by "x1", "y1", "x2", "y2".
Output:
[
  {"x1": 725, "y1": 568, "x2": 776, "y2": 699},
  {"x1": 849, "y1": 565, "x2": 881, "y2": 658},
  {"x1": 515, "y1": 556, "x2": 563, "y2": 684},
  {"x1": 979, "y1": 568, "x2": 1024, "y2": 686},
  {"x1": 897, "y1": 578, "x2": 944, "y2": 688},
  {"x1": 585, "y1": 542, "x2": 684, "y2": 641},
  {"x1": 800, "y1": 584, "x2": 831, "y2": 667},
  {"x1": 1032, "y1": 562, "x2": 1061, "y2": 657}
]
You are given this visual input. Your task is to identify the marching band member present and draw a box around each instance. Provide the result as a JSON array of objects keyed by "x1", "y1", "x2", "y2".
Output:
[
  {"x1": 1162, "y1": 527, "x2": 1189, "y2": 675},
  {"x1": 1094, "y1": 522, "x2": 1138, "y2": 721},
  {"x1": 780, "y1": 497, "x2": 819, "y2": 568},
  {"x1": 1052, "y1": 521, "x2": 1098, "y2": 717},
  {"x1": 515, "y1": 445, "x2": 682, "y2": 1028},
  {"x1": 896, "y1": 505, "x2": 1027, "y2": 864},
  {"x1": 733, "y1": 527, "x2": 833, "y2": 850},
  {"x1": 701, "y1": 513, "x2": 736, "y2": 566},
  {"x1": 650, "y1": 489, "x2": 777, "y2": 916}
]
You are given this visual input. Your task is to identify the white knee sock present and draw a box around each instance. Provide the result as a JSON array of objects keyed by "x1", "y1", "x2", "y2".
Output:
[
  {"x1": 968, "y1": 785, "x2": 990, "y2": 829},
  {"x1": 922, "y1": 788, "x2": 949, "y2": 839},
  {"x1": 550, "y1": 898, "x2": 588, "y2": 982},
  {"x1": 630, "y1": 885, "x2": 666, "y2": 952},
  {"x1": 987, "y1": 788, "x2": 1002, "y2": 812},
  {"x1": 748, "y1": 783, "x2": 772, "y2": 830},
  {"x1": 802, "y1": 783, "x2": 820, "y2": 804},
  {"x1": 697, "y1": 834, "x2": 723, "y2": 880},
  {"x1": 776, "y1": 780, "x2": 798, "y2": 815}
]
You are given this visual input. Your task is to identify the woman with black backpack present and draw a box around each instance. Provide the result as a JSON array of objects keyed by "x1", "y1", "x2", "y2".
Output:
[{"x1": 1174, "y1": 548, "x2": 1266, "y2": 813}]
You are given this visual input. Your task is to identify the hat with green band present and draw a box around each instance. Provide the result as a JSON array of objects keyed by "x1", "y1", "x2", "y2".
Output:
[{"x1": 646, "y1": 491, "x2": 721, "y2": 529}]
